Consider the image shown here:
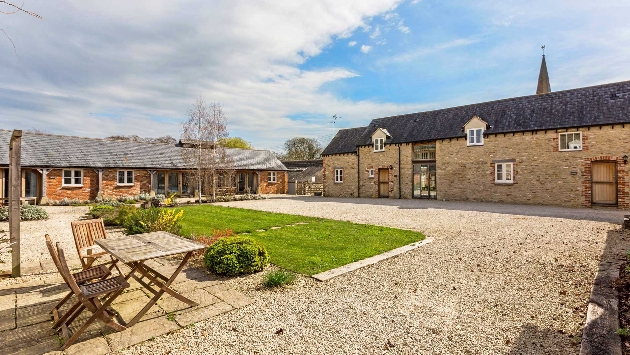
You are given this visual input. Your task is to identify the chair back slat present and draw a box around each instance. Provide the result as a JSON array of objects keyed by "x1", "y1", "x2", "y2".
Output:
[
  {"x1": 56, "y1": 243, "x2": 84, "y2": 297},
  {"x1": 45, "y1": 234, "x2": 70, "y2": 285},
  {"x1": 71, "y1": 218, "x2": 107, "y2": 256}
]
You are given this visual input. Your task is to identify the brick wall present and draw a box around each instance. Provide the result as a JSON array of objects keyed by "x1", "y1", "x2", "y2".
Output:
[
  {"x1": 259, "y1": 171, "x2": 288, "y2": 194},
  {"x1": 323, "y1": 154, "x2": 358, "y2": 197},
  {"x1": 437, "y1": 125, "x2": 630, "y2": 207},
  {"x1": 45, "y1": 169, "x2": 153, "y2": 202}
]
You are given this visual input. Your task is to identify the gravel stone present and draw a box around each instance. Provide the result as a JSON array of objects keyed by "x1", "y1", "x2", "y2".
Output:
[
  {"x1": 119, "y1": 196, "x2": 630, "y2": 355},
  {"x1": 3, "y1": 198, "x2": 629, "y2": 354}
]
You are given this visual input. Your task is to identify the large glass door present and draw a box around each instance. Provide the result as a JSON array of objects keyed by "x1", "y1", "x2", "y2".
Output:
[
  {"x1": 413, "y1": 163, "x2": 436, "y2": 199},
  {"x1": 24, "y1": 170, "x2": 38, "y2": 197}
]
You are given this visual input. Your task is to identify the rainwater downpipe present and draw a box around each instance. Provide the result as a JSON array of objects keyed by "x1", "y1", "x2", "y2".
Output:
[
  {"x1": 357, "y1": 147, "x2": 360, "y2": 197},
  {"x1": 398, "y1": 144, "x2": 401, "y2": 199}
]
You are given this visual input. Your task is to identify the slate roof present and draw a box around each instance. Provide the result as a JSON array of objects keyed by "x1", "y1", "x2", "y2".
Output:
[
  {"x1": 0, "y1": 130, "x2": 287, "y2": 171},
  {"x1": 323, "y1": 80, "x2": 630, "y2": 155},
  {"x1": 321, "y1": 126, "x2": 367, "y2": 156},
  {"x1": 288, "y1": 166, "x2": 322, "y2": 182}
]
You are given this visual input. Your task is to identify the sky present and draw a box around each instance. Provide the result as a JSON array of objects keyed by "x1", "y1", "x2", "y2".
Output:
[{"x1": 1, "y1": 1, "x2": 630, "y2": 152}]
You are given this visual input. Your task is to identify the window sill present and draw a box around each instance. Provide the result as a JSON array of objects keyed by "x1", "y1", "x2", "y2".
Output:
[
  {"x1": 62, "y1": 185, "x2": 83, "y2": 188},
  {"x1": 558, "y1": 149, "x2": 582, "y2": 152},
  {"x1": 494, "y1": 181, "x2": 514, "y2": 185},
  {"x1": 267, "y1": 181, "x2": 277, "y2": 184},
  {"x1": 467, "y1": 143, "x2": 484, "y2": 147},
  {"x1": 334, "y1": 181, "x2": 343, "y2": 184},
  {"x1": 117, "y1": 183, "x2": 135, "y2": 186},
  {"x1": 373, "y1": 150, "x2": 385, "y2": 153}
]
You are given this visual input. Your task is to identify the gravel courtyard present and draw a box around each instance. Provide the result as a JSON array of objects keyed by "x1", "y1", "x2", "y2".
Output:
[
  {"x1": 117, "y1": 196, "x2": 630, "y2": 355},
  {"x1": 1, "y1": 198, "x2": 628, "y2": 354}
]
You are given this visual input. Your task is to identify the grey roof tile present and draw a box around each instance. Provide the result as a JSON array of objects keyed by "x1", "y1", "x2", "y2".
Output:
[
  {"x1": 0, "y1": 131, "x2": 286, "y2": 171},
  {"x1": 323, "y1": 80, "x2": 630, "y2": 154}
]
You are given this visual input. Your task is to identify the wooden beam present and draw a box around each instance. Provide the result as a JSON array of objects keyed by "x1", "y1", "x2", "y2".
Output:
[{"x1": 9, "y1": 130, "x2": 22, "y2": 278}]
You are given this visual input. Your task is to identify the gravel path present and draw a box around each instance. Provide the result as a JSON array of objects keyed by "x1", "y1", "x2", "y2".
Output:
[
  {"x1": 119, "y1": 196, "x2": 630, "y2": 355},
  {"x1": 0, "y1": 206, "x2": 123, "y2": 267}
]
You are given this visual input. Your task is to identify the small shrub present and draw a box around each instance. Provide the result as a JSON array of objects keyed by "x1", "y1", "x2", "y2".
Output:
[
  {"x1": 263, "y1": 270, "x2": 296, "y2": 288},
  {"x1": 193, "y1": 229, "x2": 236, "y2": 256},
  {"x1": 122, "y1": 208, "x2": 183, "y2": 235},
  {"x1": 89, "y1": 204, "x2": 118, "y2": 226},
  {"x1": 617, "y1": 328, "x2": 630, "y2": 337},
  {"x1": 113, "y1": 205, "x2": 138, "y2": 226},
  {"x1": 0, "y1": 205, "x2": 49, "y2": 221},
  {"x1": 204, "y1": 237, "x2": 269, "y2": 276},
  {"x1": 124, "y1": 199, "x2": 137, "y2": 204},
  {"x1": 136, "y1": 192, "x2": 151, "y2": 201}
]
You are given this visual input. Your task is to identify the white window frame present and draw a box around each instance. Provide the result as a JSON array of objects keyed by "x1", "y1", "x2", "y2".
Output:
[
  {"x1": 368, "y1": 169, "x2": 374, "y2": 178},
  {"x1": 117, "y1": 170, "x2": 134, "y2": 186},
  {"x1": 495, "y1": 163, "x2": 513, "y2": 184},
  {"x1": 334, "y1": 169, "x2": 343, "y2": 183},
  {"x1": 558, "y1": 132, "x2": 582, "y2": 151},
  {"x1": 267, "y1": 171, "x2": 277, "y2": 183},
  {"x1": 62, "y1": 169, "x2": 83, "y2": 187},
  {"x1": 467, "y1": 128, "x2": 484, "y2": 146},
  {"x1": 374, "y1": 138, "x2": 385, "y2": 152}
]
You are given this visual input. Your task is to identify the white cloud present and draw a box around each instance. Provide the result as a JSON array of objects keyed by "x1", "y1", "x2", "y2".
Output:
[
  {"x1": 361, "y1": 45, "x2": 373, "y2": 53},
  {"x1": 0, "y1": 0, "x2": 408, "y2": 150},
  {"x1": 348, "y1": 41, "x2": 357, "y2": 47},
  {"x1": 370, "y1": 26, "x2": 381, "y2": 39},
  {"x1": 378, "y1": 37, "x2": 482, "y2": 65},
  {"x1": 397, "y1": 20, "x2": 410, "y2": 34}
]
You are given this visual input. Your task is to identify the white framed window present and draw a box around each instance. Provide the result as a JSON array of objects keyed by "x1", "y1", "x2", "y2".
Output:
[
  {"x1": 559, "y1": 132, "x2": 582, "y2": 151},
  {"x1": 374, "y1": 138, "x2": 385, "y2": 152},
  {"x1": 117, "y1": 170, "x2": 134, "y2": 185},
  {"x1": 495, "y1": 163, "x2": 513, "y2": 184},
  {"x1": 267, "y1": 171, "x2": 277, "y2": 183},
  {"x1": 62, "y1": 169, "x2": 83, "y2": 186},
  {"x1": 368, "y1": 169, "x2": 374, "y2": 178},
  {"x1": 467, "y1": 128, "x2": 484, "y2": 146},
  {"x1": 334, "y1": 169, "x2": 343, "y2": 183}
]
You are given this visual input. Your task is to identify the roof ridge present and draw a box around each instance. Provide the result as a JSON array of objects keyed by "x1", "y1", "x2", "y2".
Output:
[{"x1": 0, "y1": 129, "x2": 176, "y2": 147}]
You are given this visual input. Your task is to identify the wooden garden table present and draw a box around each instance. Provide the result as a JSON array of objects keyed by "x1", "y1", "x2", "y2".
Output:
[{"x1": 95, "y1": 231, "x2": 205, "y2": 326}]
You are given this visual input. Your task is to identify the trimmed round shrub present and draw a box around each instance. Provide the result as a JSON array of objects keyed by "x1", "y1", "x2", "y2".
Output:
[
  {"x1": 204, "y1": 237, "x2": 269, "y2": 276},
  {"x1": 0, "y1": 204, "x2": 49, "y2": 221}
]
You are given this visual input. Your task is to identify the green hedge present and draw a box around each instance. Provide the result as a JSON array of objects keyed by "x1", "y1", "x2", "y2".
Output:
[{"x1": 204, "y1": 237, "x2": 269, "y2": 276}]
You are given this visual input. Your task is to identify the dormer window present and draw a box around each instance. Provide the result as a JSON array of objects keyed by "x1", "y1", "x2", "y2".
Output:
[
  {"x1": 467, "y1": 128, "x2": 483, "y2": 146},
  {"x1": 374, "y1": 138, "x2": 385, "y2": 152}
]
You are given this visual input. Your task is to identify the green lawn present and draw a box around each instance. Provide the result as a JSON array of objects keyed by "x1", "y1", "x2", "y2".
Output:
[{"x1": 177, "y1": 205, "x2": 425, "y2": 275}]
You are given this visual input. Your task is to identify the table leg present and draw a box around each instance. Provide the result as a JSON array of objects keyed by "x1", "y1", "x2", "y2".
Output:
[{"x1": 127, "y1": 252, "x2": 196, "y2": 326}]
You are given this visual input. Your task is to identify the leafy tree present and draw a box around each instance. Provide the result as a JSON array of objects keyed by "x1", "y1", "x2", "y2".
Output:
[
  {"x1": 218, "y1": 137, "x2": 253, "y2": 149},
  {"x1": 282, "y1": 137, "x2": 322, "y2": 160}
]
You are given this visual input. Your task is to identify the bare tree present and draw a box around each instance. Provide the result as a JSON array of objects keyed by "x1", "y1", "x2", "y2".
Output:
[
  {"x1": 1, "y1": 1, "x2": 42, "y2": 59},
  {"x1": 181, "y1": 98, "x2": 229, "y2": 202}
]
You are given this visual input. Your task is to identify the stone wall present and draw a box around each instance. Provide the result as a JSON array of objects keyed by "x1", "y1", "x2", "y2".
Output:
[
  {"x1": 437, "y1": 125, "x2": 630, "y2": 208},
  {"x1": 323, "y1": 125, "x2": 630, "y2": 208},
  {"x1": 356, "y1": 144, "x2": 413, "y2": 198},
  {"x1": 323, "y1": 154, "x2": 358, "y2": 197},
  {"x1": 259, "y1": 171, "x2": 288, "y2": 194}
]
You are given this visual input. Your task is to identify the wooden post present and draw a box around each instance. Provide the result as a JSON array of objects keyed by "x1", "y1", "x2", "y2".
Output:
[{"x1": 9, "y1": 130, "x2": 22, "y2": 278}]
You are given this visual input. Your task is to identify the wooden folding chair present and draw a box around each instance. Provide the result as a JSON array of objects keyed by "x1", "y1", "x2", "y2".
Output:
[
  {"x1": 55, "y1": 243, "x2": 130, "y2": 350},
  {"x1": 71, "y1": 219, "x2": 123, "y2": 274},
  {"x1": 45, "y1": 235, "x2": 111, "y2": 326}
]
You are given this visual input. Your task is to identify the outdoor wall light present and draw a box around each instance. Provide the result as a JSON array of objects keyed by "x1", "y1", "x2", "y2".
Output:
[{"x1": 623, "y1": 155, "x2": 628, "y2": 164}]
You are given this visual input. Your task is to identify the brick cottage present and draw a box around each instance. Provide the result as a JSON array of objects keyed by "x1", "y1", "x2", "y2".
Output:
[
  {"x1": 321, "y1": 56, "x2": 630, "y2": 208},
  {"x1": 0, "y1": 131, "x2": 288, "y2": 204}
]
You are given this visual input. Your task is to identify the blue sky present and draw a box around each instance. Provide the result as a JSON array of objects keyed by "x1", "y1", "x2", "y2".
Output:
[{"x1": 1, "y1": 0, "x2": 629, "y2": 152}]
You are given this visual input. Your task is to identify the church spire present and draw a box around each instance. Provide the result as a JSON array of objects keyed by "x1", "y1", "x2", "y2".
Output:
[{"x1": 536, "y1": 45, "x2": 551, "y2": 95}]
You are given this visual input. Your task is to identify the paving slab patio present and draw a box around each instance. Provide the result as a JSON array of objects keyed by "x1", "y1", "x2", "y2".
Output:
[{"x1": 0, "y1": 262, "x2": 252, "y2": 355}]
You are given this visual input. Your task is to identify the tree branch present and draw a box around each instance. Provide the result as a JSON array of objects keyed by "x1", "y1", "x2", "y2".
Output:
[
  {"x1": 1, "y1": 29, "x2": 19, "y2": 61},
  {"x1": 0, "y1": 1, "x2": 42, "y2": 18}
]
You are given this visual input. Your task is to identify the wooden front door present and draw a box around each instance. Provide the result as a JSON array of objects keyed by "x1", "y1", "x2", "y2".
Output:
[
  {"x1": 592, "y1": 161, "x2": 617, "y2": 205},
  {"x1": 378, "y1": 169, "x2": 389, "y2": 198}
]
